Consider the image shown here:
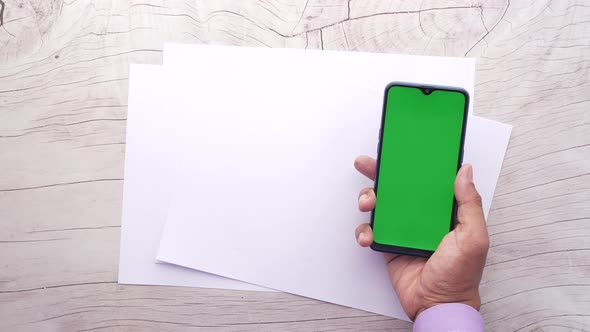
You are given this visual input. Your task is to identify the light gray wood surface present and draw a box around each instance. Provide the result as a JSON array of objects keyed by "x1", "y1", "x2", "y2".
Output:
[{"x1": 0, "y1": 0, "x2": 589, "y2": 331}]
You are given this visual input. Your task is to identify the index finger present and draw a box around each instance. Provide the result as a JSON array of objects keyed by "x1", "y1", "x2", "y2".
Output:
[{"x1": 354, "y1": 155, "x2": 377, "y2": 180}]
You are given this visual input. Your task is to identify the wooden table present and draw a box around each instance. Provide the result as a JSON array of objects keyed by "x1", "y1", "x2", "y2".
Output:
[{"x1": 1, "y1": 1, "x2": 588, "y2": 331}]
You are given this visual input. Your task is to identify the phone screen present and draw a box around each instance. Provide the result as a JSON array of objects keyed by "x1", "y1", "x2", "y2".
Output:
[{"x1": 371, "y1": 84, "x2": 468, "y2": 255}]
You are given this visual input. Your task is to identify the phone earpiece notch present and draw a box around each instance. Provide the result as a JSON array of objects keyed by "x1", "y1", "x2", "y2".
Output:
[{"x1": 421, "y1": 88, "x2": 433, "y2": 95}]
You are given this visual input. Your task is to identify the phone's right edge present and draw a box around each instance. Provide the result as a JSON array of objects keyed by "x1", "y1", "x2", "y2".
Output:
[{"x1": 450, "y1": 88, "x2": 470, "y2": 232}]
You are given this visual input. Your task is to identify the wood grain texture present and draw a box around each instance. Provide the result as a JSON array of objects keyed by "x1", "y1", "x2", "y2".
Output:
[{"x1": 0, "y1": 0, "x2": 588, "y2": 331}]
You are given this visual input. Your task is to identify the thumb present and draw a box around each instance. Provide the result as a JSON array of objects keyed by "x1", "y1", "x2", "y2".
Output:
[{"x1": 454, "y1": 164, "x2": 489, "y2": 252}]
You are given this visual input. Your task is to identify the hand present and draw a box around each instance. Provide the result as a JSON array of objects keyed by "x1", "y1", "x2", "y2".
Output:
[{"x1": 354, "y1": 156, "x2": 489, "y2": 321}]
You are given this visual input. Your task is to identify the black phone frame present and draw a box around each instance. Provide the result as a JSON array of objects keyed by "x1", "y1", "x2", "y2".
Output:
[{"x1": 369, "y1": 82, "x2": 470, "y2": 258}]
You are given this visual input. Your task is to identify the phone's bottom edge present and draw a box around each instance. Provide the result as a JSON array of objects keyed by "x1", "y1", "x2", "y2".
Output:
[{"x1": 370, "y1": 243, "x2": 434, "y2": 258}]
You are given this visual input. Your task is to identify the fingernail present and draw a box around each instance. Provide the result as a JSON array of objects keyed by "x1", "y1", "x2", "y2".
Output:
[
  {"x1": 357, "y1": 232, "x2": 365, "y2": 244},
  {"x1": 467, "y1": 165, "x2": 473, "y2": 183},
  {"x1": 360, "y1": 193, "x2": 369, "y2": 204}
]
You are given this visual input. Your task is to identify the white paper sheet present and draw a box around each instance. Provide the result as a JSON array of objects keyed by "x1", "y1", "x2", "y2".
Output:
[
  {"x1": 157, "y1": 45, "x2": 512, "y2": 320},
  {"x1": 119, "y1": 64, "x2": 270, "y2": 291},
  {"x1": 163, "y1": 44, "x2": 476, "y2": 115},
  {"x1": 463, "y1": 117, "x2": 512, "y2": 215}
]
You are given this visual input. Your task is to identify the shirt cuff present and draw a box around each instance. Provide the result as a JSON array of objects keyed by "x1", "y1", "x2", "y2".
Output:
[{"x1": 413, "y1": 303, "x2": 484, "y2": 332}]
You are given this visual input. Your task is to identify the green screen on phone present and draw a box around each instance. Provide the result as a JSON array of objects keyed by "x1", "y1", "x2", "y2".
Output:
[{"x1": 372, "y1": 84, "x2": 468, "y2": 253}]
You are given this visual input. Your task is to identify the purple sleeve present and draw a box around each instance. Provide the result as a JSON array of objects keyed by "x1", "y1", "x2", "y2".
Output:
[{"x1": 413, "y1": 303, "x2": 484, "y2": 332}]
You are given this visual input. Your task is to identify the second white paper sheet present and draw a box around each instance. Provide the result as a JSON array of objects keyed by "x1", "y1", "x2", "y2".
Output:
[
  {"x1": 119, "y1": 64, "x2": 269, "y2": 291},
  {"x1": 158, "y1": 45, "x2": 512, "y2": 320}
]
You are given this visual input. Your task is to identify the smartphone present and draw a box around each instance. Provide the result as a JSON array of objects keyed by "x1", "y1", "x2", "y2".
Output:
[{"x1": 370, "y1": 83, "x2": 469, "y2": 257}]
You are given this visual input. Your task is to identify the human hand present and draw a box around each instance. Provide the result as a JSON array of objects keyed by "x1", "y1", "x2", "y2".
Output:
[{"x1": 354, "y1": 156, "x2": 489, "y2": 321}]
